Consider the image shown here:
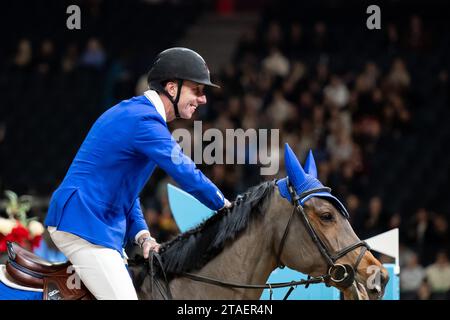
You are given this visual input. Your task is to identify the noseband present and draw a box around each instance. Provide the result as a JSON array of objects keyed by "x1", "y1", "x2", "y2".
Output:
[{"x1": 276, "y1": 182, "x2": 370, "y2": 288}]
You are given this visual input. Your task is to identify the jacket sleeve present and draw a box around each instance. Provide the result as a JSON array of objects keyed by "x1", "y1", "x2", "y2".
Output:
[
  {"x1": 134, "y1": 115, "x2": 225, "y2": 210},
  {"x1": 125, "y1": 197, "x2": 149, "y2": 244}
]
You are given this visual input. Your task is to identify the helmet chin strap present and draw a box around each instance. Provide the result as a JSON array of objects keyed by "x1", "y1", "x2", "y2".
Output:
[
  {"x1": 150, "y1": 79, "x2": 184, "y2": 119},
  {"x1": 165, "y1": 79, "x2": 184, "y2": 119}
]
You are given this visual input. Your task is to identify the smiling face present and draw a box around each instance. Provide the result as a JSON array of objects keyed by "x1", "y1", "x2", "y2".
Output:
[
  {"x1": 164, "y1": 80, "x2": 207, "y2": 120},
  {"x1": 178, "y1": 81, "x2": 207, "y2": 119}
]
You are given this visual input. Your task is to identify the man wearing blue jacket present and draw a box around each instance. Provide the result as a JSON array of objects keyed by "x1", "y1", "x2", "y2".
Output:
[{"x1": 44, "y1": 47, "x2": 231, "y2": 299}]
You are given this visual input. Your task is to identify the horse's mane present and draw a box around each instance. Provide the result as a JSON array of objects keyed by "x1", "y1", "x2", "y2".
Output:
[{"x1": 157, "y1": 180, "x2": 275, "y2": 275}]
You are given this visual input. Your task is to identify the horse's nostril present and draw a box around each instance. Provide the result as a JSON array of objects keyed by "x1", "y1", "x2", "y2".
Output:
[
  {"x1": 381, "y1": 271, "x2": 389, "y2": 287},
  {"x1": 369, "y1": 286, "x2": 381, "y2": 294},
  {"x1": 368, "y1": 285, "x2": 383, "y2": 299}
]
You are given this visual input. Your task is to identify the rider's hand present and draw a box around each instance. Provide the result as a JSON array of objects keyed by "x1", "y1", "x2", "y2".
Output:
[
  {"x1": 221, "y1": 198, "x2": 232, "y2": 210},
  {"x1": 138, "y1": 234, "x2": 160, "y2": 259}
]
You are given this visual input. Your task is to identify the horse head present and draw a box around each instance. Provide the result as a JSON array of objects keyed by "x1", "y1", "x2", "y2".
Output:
[{"x1": 272, "y1": 144, "x2": 389, "y2": 300}]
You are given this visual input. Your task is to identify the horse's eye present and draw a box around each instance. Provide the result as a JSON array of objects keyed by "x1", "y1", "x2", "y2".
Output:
[{"x1": 320, "y1": 212, "x2": 334, "y2": 221}]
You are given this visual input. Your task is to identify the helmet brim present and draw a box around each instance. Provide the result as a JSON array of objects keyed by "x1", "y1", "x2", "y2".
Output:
[
  {"x1": 196, "y1": 80, "x2": 220, "y2": 89},
  {"x1": 207, "y1": 82, "x2": 221, "y2": 89}
]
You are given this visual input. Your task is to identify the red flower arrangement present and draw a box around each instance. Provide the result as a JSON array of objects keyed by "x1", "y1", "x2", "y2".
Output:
[
  {"x1": 0, "y1": 191, "x2": 44, "y2": 253},
  {"x1": 0, "y1": 221, "x2": 43, "y2": 252}
]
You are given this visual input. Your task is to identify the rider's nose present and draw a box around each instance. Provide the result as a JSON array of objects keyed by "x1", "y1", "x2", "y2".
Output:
[{"x1": 198, "y1": 95, "x2": 207, "y2": 105}]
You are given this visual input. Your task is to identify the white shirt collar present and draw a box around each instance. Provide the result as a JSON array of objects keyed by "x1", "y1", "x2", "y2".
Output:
[{"x1": 143, "y1": 89, "x2": 167, "y2": 122}]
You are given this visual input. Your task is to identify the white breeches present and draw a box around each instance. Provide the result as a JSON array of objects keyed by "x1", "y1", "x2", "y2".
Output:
[{"x1": 48, "y1": 227, "x2": 138, "y2": 300}]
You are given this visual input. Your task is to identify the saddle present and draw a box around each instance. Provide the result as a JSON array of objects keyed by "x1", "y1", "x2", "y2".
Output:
[{"x1": 5, "y1": 241, "x2": 94, "y2": 300}]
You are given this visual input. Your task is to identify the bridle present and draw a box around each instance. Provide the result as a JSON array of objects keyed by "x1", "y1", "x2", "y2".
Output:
[
  {"x1": 276, "y1": 181, "x2": 370, "y2": 288},
  {"x1": 138, "y1": 181, "x2": 371, "y2": 299}
]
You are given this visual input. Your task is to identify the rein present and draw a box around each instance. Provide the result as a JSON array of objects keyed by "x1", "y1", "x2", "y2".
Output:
[
  {"x1": 181, "y1": 271, "x2": 326, "y2": 300},
  {"x1": 134, "y1": 181, "x2": 370, "y2": 300}
]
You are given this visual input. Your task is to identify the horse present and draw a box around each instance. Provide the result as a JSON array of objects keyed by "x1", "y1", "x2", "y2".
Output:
[
  {"x1": 0, "y1": 144, "x2": 389, "y2": 300},
  {"x1": 129, "y1": 144, "x2": 389, "y2": 300}
]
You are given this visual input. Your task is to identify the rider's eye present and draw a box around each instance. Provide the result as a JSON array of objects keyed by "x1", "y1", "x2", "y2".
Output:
[
  {"x1": 320, "y1": 212, "x2": 334, "y2": 222},
  {"x1": 195, "y1": 86, "x2": 204, "y2": 96}
]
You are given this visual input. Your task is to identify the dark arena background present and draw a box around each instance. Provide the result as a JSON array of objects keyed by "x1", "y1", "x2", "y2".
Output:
[{"x1": 0, "y1": 0, "x2": 449, "y2": 302}]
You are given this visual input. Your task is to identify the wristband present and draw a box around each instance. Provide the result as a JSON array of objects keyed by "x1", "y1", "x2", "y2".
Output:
[{"x1": 138, "y1": 236, "x2": 156, "y2": 248}]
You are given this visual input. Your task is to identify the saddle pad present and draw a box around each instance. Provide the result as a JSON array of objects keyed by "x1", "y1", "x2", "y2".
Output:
[
  {"x1": 0, "y1": 265, "x2": 43, "y2": 292},
  {"x1": 0, "y1": 265, "x2": 43, "y2": 300}
]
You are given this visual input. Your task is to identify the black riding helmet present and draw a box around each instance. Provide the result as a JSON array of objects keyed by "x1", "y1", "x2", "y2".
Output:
[{"x1": 147, "y1": 47, "x2": 220, "y2": 118}]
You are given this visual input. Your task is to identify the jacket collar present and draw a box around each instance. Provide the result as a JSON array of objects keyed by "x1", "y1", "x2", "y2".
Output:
[{"x1": 143, "y1": 89, "x2": 167, "y2": 122}]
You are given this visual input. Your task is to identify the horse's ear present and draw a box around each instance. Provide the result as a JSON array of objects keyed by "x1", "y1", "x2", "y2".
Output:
[
  {"x1": 304, "y1": 149, "x2": 318, "y2": 178},
  {"x1": 284, "y1": 143, "x2": 307, "y2": 189}
]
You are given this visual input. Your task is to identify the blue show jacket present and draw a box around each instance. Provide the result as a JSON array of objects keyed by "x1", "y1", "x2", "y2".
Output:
[{"x1": 44, "y1": 93, "x2": 225, "y2": 254}]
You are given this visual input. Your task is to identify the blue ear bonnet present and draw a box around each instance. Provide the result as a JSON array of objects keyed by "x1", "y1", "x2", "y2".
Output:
[{"x1": 276, "y1": 144, "x2": 349, "y2": 218}]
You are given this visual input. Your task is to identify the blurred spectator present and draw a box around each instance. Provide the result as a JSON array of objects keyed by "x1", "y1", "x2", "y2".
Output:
[
  {"x1": 430, "y1": 213, "x2": 449, "y2": 247},
  {"x1": 324, "y1": 75, "x2": 350, "y2": 109},
  {"x1": 384, "y1": 23, "x2": 400, "y2": 53},
  {"x1": 61, "y1": 43, "x2": 79, "y2": 73},
  {"x1": 360, "y1": 196, "x2": 387, "y2": 238},
  {"x1": 399, "y1": 242, "x2": 417, "y2": 269},
  {"x1": 387, "y1": 58, "x2": 410, "y2": 92},
  {"x1": 311, "y1": 104, "x2": 326, "y2": 139},
  {"x1": 381, "y1": 93, "x2": 411, "y2": 136},
  {"x1": 311, "y1": 21, "x2": 331, "y2": 53},
  {"x1": 298, "y1": 91, "x2": 314, "y2": 118},
  {"x1": 317, "y1": 159, "x2": 331, "y2": 186},
  {"x1": 406, "y1": 15, "x2": 429, "y2": 51},
  {"x1": 286, "y1": 21, "x2": 305, "y2": 59},
  {"x1": 406, "y1": 208, "x2": 434, "y2": 264},
  {"x1": 315, "y1": 61, "x2": 329, "y2": 87},
  {"x1": 400, "y1": 253, "x2": 425, "y2": 299},
  {"x1": 227, "y1": 95, "x2": 242, "y2": 127},
  {"x1": 265, "y1": 21, "x2": 283, "y2": 50},
  {"x1": 332, "y1": 160, "x2": 360, "y2": 197},
  {"x1": 415, "y1": 279, "x2": 432, "y2": 300},
  {"x1": 297, "y1": 119, "x2": 316, "y2": 159},
  {"x1": 425, "y1": 251, "x2": 450, "y2": 299},
  {"x1": 326, "y1": 123, "x2": 353, "y2": 168},
  {"x1": 363, "y1": 62, "x2": 380, "y2": 90},
  {"x1": 13, "y1": 39, "x2": 33, "y2": 69},
  {"x1": 242, "y1": 93, "x2": 262, "y2": 130},
  {"x1": 388, "y1": 212, "x2": 402, "y2": 230},
  {"x1": 346, "y1": 193, "x2": 364, "y2": 230},
  {"x1": 266, "y1": 90, "x2": 296, "y2": 128},
  {"x1": 80, "y1": 38, "x2": 106, "y2": 69},
  {"x1": 0, "y1": 122, "x2": 5, "y2": 143},
  {"x1": 262, "y1": 47, "x2": 290, "y2": 77},
  {"x1": 36, "y1": 40, "x2": 57, "y2": 74}
]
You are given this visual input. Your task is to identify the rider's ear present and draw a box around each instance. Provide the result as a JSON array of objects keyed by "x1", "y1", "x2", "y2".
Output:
[{"x1": 165, "y1": 81, "x2": 177, "y2": 98}]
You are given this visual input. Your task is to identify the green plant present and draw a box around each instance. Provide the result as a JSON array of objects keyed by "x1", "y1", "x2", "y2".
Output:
[{"x1": 4, "y1": 190, "x2": 35, "y2": 226}]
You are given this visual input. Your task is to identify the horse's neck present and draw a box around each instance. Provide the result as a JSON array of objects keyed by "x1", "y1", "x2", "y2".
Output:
[{"x1": 170, "y1": 217, "x2": 276, "y2": 299}]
